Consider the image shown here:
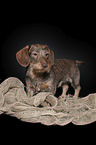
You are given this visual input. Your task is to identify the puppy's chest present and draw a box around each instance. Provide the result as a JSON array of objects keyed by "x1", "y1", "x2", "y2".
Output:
[
  {"x1": 34, "y1": 77, "x2": 54, "y2": 93},
  {"x1": 36, "y1": 79, "x2": 53, "y2": 91},
  {"x1": 28, "y1": 67, "x2": 54, "y2": 91}
]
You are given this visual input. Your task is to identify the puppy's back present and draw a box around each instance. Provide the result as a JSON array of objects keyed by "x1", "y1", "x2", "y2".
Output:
[{"x1": 53, "y1": 59, "x2": 80, "y2": 85}]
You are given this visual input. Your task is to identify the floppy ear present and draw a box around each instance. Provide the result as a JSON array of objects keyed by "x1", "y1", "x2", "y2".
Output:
[
  {"x1": 16, "y1": 45, "x2": 30, "y2": 67},
  {"x1": 49, "y1": 49, "x2": 54, "y2": 66}
]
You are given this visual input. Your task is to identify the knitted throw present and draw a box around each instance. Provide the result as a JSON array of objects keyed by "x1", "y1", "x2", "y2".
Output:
[{"x1": 0, "y1": 77, "x2": 96, "y2": 125}]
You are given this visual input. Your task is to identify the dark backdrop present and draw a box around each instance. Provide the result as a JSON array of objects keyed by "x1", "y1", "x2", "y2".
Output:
[
  {"x1": 0, "y1": 17, "x2": 96, "y2": 130},
  {"x1": 0, "y1": 19, "x2": 96, "y2": 97}
]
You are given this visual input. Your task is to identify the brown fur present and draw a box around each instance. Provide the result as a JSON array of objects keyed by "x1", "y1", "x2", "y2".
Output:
[{"x1": 16, "y1": 44, "x2": 84, "y2": 98}]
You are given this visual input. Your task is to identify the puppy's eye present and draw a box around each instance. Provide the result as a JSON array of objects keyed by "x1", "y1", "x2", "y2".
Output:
[
  {"x1": 45, "y1": 53, "x2": 49, "y2": 57},
  {"x1": 33, "y1": 53, "x2": 37, "y2": 56},
  {"x1": 32, "y1": 53, "x2": 38, "y2": 56}
]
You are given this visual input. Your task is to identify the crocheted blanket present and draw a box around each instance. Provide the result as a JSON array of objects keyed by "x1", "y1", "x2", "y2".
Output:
[{"x1": 0, "y1": 77, "x2": 96, "y2": 125}]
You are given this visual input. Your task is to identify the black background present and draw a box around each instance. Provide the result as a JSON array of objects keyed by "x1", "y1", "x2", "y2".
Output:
[
  {"x1": 1, "y1": 18, "x2": 96, "y2": 97},
  {"x1": 0, "y1": 9, "x2": 96, "y2": 139},
  {"x1": 1, "y1": 19, "x2": 96, "y2": 97}
]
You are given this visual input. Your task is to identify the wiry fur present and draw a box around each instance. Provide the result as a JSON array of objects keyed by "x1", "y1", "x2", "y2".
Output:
[{"x1": 16, "y1": 44, "x2": 84, "y2": 98}]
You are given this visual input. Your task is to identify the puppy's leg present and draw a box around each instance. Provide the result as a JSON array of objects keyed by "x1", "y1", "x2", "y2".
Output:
[
  {"x1": 73, "y1": 85, "x2": 81, "y2": 98},
  {"x1": 26, "y1": 85, "x2": 34, "y2": 97},
  {"x1": 72, "y1": 77, "x2": 81, "y2": 98},
  {"x1": 25, "y1": 76, "x2": 35, "y2": 97},
  {"x1": 72, "y1": 68, "x2": 81, "y2": 98},
  {"x1": 59, "y1": 84, "x2": 69, "y2": 99}
]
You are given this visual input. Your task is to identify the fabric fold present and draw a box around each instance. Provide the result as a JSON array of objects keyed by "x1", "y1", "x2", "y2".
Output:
[{"x1": 0, "y1": 77, "x2": 96, "y2": 126}]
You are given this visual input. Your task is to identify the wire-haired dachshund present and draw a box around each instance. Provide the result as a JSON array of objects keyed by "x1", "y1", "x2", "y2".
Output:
[{"x1": 16, "y1": 44, "x2": 84, "y2": 98}]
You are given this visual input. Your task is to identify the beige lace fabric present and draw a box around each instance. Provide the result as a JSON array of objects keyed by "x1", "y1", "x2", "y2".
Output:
[{"x1": 0, "y1": 77, "x2": 96, "y2": 125}]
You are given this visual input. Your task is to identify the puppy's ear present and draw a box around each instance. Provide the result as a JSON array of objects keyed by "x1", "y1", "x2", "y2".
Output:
[
  {"x1": 49, "y1": 49, "x2": 54, "y2": 66},
  {"x1": 16, "y1": 45, "x2": 30, "y2": 67}
]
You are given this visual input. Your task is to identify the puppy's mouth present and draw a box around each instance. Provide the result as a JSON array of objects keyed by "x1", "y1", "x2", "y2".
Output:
[{"x1": 33, "y1": 67, "x2": 50, "y2": 73}]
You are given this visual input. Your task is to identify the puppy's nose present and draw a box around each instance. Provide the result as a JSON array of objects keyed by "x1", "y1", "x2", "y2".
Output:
[{"x1": 42, "y1": 63, "x2": 47, "y2": 68}]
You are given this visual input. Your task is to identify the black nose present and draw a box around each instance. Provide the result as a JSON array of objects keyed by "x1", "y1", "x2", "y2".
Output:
[{"x1": 42, "y1": 64, "x2": 47, "y2": 68}]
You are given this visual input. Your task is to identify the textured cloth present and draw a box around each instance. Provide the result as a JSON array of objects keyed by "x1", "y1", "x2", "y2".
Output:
[{"x1": 0, "y1": 77, "x2": 96, "y2": 125}]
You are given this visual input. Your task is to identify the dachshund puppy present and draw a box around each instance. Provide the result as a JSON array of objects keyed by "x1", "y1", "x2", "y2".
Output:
[
  {"x1": 16, "y1": 44, "x2": 55, "y2": 97},
  {"x1": 16, "y1": 44, "x2": 84, "y2": 98}
]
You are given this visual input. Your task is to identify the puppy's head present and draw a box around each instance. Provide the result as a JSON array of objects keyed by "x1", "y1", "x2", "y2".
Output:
[{"x1": 16, "y1": 44, "x2": 54, "y2": 73}]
